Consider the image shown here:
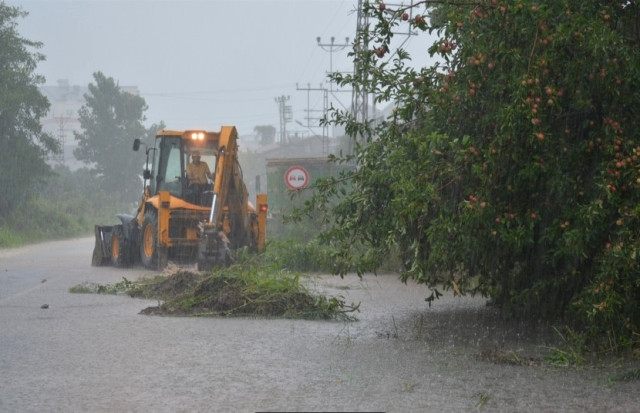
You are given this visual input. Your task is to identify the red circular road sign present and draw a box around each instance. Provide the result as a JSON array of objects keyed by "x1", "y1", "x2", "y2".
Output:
[{"x1": 284, "y1": 166, "x2": 309, "y2": 190}]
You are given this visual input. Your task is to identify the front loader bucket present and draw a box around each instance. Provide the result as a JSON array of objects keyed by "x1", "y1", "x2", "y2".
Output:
[
  {"x1": 196, "y1": 229, "x2": 232, "y2": 272},
  {"x1": 92, "y1": 225, "x2": 113, "y2": 266}
]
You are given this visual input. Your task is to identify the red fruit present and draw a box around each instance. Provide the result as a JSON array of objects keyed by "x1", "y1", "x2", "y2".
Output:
[
  {"x1": 379, "y1": 2, "x2": 386, "y2": 10},
  {"x1": 402, "y1": 12, "x2": 409, "y2": 21},
  {"x1": 374, "y1": 44, "x2": 389, "y2": 58}
]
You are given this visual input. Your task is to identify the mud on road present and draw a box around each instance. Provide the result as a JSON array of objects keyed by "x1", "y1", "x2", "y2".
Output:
[{"x1": 1, "y1": 238, "x2": 638, "y2": 412}]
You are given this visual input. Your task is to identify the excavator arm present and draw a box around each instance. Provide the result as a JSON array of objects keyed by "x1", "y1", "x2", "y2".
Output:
[{"x1": 197, "y1": 126, "x2": 254, "y2": 270}]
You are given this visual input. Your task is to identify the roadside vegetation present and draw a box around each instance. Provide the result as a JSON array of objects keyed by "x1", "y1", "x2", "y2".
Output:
[
  {"x1": 289, "y1": 0, "x2": 640, "y2": 355},
  {"x1": 0, "y1": 165, "x2": 132, "y2": 248},
  {"x1": 1, "y1": 3, "x2": 160, "y2": 248}
]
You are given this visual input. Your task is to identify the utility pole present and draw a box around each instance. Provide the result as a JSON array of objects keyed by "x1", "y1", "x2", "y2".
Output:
[
  {"x1": 316, "y1": 36, "x2": 350, "y2": 94},
  {"x1": 351, "y1": 0, "x2": 369, "y2": 130},
  {"x1": 56, "y1": 116, "x2": 66, "y2": 163},
  {"x1": 274, "y1": 95, "x2": 291, "y2": 144},
  {"x1": 316, "y1": 35, "x2": 352, "y2": 142},
  {"x1": 296, "y1": 83, "x2": 329, "y2": 154},
  {"x1": 42, "y1": 115, "x2": 74, "y2": 164}
]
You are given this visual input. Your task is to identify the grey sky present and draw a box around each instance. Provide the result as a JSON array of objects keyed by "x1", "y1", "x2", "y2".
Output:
[{"x1": 11, "y1": 0, "x2": 434, "y2": 137}]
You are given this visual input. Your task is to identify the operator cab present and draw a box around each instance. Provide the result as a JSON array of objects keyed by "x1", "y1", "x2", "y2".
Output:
[
  {"x1": 183, "y1": 142, "x2": 217, "y2": 206},
  {"x1": 137, "y1": 130, "x2": 218, "y2": 205}
]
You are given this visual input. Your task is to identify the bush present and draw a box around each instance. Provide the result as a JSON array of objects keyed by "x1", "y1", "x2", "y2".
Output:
[{"x1": 0, "y1": 166, "x2": 128, "y2": 247}]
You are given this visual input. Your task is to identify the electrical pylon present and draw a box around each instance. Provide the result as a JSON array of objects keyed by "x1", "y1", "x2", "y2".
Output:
[{"x1": 351, "y1": 0, "x2": 369, "y2": 128}]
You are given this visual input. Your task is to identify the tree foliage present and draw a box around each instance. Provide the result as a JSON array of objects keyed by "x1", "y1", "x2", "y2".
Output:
[
  {"x1": 74, "y1": 72, "x2": 157, "y2": 202},
  {"x1": 307, "y1": 0, "x2": 640, "y2": 348},
  {"x1": 0, "y1": 3, "x2": 58, "y2": 216},
  {"x1": 253, "y1": 124, "x2": 276, "y2": 145}
]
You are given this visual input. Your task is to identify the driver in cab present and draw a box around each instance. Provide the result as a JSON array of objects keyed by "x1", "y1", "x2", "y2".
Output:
[{"x1": 186, "y1": 150, "x2": 213, "y2": 204}]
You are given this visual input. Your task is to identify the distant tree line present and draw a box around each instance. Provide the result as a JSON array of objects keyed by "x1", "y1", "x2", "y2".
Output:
[{"x1": 0, "y1": 3, "x2": 162, "y2": 246}]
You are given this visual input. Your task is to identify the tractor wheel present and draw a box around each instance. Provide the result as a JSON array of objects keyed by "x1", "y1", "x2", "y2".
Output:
[
  {"x1": 110, "y1": 224, "x2": 131, "y2": 267},
  {"x1": 140, "y1": 210, "x2": 168, "y2": 270}
]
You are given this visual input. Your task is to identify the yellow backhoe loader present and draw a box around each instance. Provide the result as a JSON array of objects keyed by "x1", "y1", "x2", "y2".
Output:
[{"x1": 92, "y1": 126, "x2": 267, "y2": 271}]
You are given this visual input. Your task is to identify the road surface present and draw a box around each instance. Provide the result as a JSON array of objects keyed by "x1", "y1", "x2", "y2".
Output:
[{"x1": 1, "y1": 237, "x2": 638, "y2": 412}]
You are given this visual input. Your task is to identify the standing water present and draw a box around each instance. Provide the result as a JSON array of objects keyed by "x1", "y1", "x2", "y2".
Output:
[{"x1": 0, "y1": 238, "x2": 638, "y2": 412}]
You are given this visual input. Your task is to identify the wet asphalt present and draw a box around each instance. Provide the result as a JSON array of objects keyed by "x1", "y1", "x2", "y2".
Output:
[{"x1": 1, "y1": 238, "x2": 639, "y2": 413}]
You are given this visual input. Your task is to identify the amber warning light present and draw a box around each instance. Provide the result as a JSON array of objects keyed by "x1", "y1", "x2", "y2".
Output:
[{"x1": 259, "y1": 204, "x2": 268, "y2": 212}]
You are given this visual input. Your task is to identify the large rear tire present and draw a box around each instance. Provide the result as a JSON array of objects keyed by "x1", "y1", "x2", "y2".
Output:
[
  {"x1": 110, "y1": 224, "x2": 131, "y2": 267},
  {"x1": 140, "y1": 210, "x2": 168, "y2": 270}
]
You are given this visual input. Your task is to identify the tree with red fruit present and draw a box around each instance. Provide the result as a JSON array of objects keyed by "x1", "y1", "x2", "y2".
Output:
[{"x1": 299, "y1": 0, "x2": 640, "y2": 351}]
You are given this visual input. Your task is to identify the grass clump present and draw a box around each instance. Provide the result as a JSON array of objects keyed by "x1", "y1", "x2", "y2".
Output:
[
  {"x1": 609, "y1": 368, "x2": 640, "y2": 383},
  {"x1": 260, "y1": 238, "x2": 337, "y2": 273},
  {"x1": 69, "y1": 277, "x2": 135, "y2": 295},
  {"x1": 542, "y1": 326, "x2": 588, "y2": 367}
]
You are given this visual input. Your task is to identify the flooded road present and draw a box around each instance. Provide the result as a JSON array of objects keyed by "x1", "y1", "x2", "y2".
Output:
[{"x1": 1, "y1": 238, "x2": 638, "y2": 412}]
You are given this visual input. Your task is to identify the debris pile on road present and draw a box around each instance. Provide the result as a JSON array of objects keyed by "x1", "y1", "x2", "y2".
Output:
[{"x1": 71, "y1": 263, "x2": 359, "y2": 320}]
